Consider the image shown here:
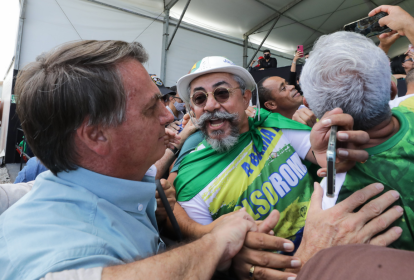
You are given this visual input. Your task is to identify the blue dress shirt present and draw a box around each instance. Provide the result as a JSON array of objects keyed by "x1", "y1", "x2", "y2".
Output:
[{"x1": 0, "y1": 167, "x2": 162, "y2": 280}]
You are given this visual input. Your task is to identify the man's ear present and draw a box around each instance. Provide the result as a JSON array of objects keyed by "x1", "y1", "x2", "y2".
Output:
[
  {"x1": 243, "y1": 89, "x2": 252, "y2": 109},
  {"x1": 76, "y1": 118, "x2": 110, "y2": 156},
  {"x1": 264, "y1": 100, "x2": 277, "y2": 111}
]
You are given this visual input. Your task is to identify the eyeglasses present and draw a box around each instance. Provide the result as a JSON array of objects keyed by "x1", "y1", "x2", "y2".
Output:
[
  {"x1": 404, "y1": 58, "x2": 414, "y2": 63},
  {"x1": 191, "y1": 87, "x2": 240, "y2": 107}
]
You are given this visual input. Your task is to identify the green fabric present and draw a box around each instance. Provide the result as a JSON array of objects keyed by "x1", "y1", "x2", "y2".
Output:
[
  {"x1": 175, "y1": 108, "x2": 311, "y2": 202},
  {"x1": 337, "y1": 107, "x2": 414, "y2": 251}
]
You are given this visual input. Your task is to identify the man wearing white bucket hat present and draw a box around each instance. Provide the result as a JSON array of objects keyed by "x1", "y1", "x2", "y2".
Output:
[{"x1": 173, "y1": 56, "x2": 403, "y2": 279}]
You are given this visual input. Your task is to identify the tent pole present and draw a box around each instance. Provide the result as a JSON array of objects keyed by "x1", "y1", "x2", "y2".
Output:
[
  {"x1": 161, "y1": 9, "x2": 170, "y2": 81},
  {"x1": 243, "y1": 35, "x2": 248, "y2": 68},
  {"x1": 247, "y1": 16, "x2": 280, "y2": 67},
  {"x1": 14, "y1": 0, "x2": 27, "y2": 71},
  {"x1": 166, "y1": 0, "x2": 191, "y2": 50}
]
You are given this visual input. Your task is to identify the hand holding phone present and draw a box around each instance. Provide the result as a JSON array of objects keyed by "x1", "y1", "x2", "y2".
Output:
[
  {"x1": 326, "y1": 125, "x2": 337, "y2": 197},
  {"x1": 297, "y1": 45, "x2": 304, "y2": 57}
]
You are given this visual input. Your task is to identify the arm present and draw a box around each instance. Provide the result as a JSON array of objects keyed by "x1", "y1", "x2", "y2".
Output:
[
  {"x1": 102, "y1": 209, "x2": 258, "y2": 279},
  {"x1": 0, "y1": 181, "x2": 34, "y2": 214},
  {"x1": 369, "y1": 5, "x2": 414, "y2": 45},
  {"x1": 290, "y1": 51, "x2": 302, "y2": 74}
]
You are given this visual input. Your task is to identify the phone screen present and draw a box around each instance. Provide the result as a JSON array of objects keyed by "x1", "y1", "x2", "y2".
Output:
[{"x1": 343, "y1": 12, "x2": 390, "y2": 37}]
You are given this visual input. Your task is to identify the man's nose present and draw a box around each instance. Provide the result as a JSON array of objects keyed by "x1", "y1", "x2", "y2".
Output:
[
  {"x1": 160, "y1": 104, "x2": 174, "y2": 125},
  {"x1": 203, "y1": 94, "x2": 221, "y2": 112}
]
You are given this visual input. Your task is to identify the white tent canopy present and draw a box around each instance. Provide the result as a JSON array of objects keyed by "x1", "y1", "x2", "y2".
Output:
[{"x1": 15, "y1": 0, "x2": 414, "y2": 87}]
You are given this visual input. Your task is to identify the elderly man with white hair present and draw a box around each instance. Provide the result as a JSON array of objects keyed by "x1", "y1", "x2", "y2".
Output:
[{"x1": 301, "y1": 30, "x2": 414, "y2": 251}]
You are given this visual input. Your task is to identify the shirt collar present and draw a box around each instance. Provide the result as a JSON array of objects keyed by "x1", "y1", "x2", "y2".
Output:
[{"x1": 56, "y1": 167, "x2": 156, "y2": 214}]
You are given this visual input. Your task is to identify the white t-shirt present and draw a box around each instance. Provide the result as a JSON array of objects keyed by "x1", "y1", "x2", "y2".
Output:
[{"x1": 179, "y1": 129, "x2": 311, "y2": 225}]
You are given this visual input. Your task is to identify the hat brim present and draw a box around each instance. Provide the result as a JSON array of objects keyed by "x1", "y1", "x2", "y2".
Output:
[
  {"x1": 159, "y1": 86, "x2": 176, "y2": 96},
  {"x1": 177, "y1": 65, "x2": 256, "y2": 104}
]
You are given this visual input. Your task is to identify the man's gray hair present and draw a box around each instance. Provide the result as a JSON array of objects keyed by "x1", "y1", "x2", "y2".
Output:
[
  {"x1": 187, "y1": 74, "x2": 246, "y2": 105},
  {"x1": 15, "y1": 40, "x2": 148, "y2": 175},
  {"x1": 301, "y1": 31, "x2": 391, "y2": 130}
]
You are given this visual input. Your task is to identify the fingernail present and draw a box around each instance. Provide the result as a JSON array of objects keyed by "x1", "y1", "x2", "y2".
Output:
[
  {"x1": 391, "y1": 190, "x2": 400, "y2": 199},
  {"x1": 321, "y1": 119, "x2": 331, "y2": 126},
  {"x1": 284, "y1": 243, "x2": 294, "y2": 251},
  {"x1": 288, "y1": 277, "x2": 297, "y2": 280},
  {"x1": 320, "y1": 172, "x2": 327, "y2": 177},
  {"x1": 291, "y1": 260, "x2": 301, "y2": 267},
  {"x1": 394, "y1": 227, "x2": 403, "y2": 234},
  {"x1": 338, "y1": 149, "x2": 348, "y2": 157},
  {"x1": 375, "y1": 184, "x2": 384, "y2": 191},
  {"x1": 337, "y1": 132, "x2": 349, "y2": 140},
  {"x1": 269, "y1": 230, "x2": 274, "y2": 235},
  {"x1": 395, "y1": 205, "x2": 404, "y2": 213}
]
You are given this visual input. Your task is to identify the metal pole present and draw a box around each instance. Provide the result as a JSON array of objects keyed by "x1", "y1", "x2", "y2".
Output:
[
  {"x1": 161, "y1": 9, "x2": 170, "y2": 81},
  {"x1": 14, "y1": 0, "x2": 27, "y2": 71},
  {"x1": 248, "y1": 16, "x2": 280, "y2": 67},
  {"x1": 243, "y1": 35, "x2": 248, "y2": 68},
  {"x1": 166, "y1": 0, "x2": 191, "y2": 50}
]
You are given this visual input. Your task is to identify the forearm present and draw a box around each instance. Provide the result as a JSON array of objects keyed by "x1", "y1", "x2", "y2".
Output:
[
  {"x1": 154, "y1": 149, "x2": 176, "y2": 179},
  {"x1": 290, "y1": 62, "x2": 297, "y2": 73},
  {"x1": 101, "y1": 234, "x2": 222, "y2": 280},
  {"x1": 173, "y1": 203, "x2": 212, "y2": 239}
]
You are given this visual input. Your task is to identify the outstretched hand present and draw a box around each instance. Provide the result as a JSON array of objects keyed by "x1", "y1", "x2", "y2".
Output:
[{"x1": 292, "y1": 182, "x2": 403, "y2": 270}]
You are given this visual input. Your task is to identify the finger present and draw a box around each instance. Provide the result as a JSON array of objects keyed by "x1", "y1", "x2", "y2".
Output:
[
  {"x1": 336, "y1": 149, "x2": 369, "y2": 163},
  {"x1": 336, "y1": 183, "x2": 384, "y2": 213},
  {"x1": 257, "y1": 210, "x2": 280, "y2": 234},
  {"x1": 356, "y1": 190, "x2": 400, "y2": 224},
  {"x1": 337, "y1": 131, "x2": 370, "y2": 144},
  {"x1": 238, "y1": 246, "x2": 301, "y2": 270},
  {"x1": 155, "y1": 190, "x2": 159, "y2": 199},
  {"x1": 309, "y1": 182, "x2": 323, "y2": 213},
  {"x1": 245, "y1": 232, "x2": 295, "y2": 252},
  {"x1": 368, "y1": 5, "x2": 392, "y2": 17},
  {"x1": 238, "y1": 208, "x2": 258, "y2": 232},
  {"x1": 251, "y1": 265, "x2": 298, "y2": 280},
  {"x1": 317, "y1": 167, "x2": 327, "y2": 177},
  {"x1": 334, "y1": 160, "x2": 356, "y2": 173},
  {"x1": 160, "y1": 179, "x2": 171, "y2": 190},
  {"x1": 320, "y1": 113, "x2": 354, "y2": 131},
  {"x1": 370, "y1": 226, "x2": 403, "y2": 247},
  {"x1": 359, "y1": 205, "x2": 404, "y2": 243}
]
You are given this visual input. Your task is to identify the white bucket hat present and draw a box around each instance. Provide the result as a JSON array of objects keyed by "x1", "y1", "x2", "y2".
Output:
[{"x1": 176, "y1": 56, "x2": 257, "y2": 105}]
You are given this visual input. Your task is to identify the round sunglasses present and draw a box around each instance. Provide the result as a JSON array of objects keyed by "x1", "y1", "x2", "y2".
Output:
[{"x1": 190, "y1": 87, "x2": 241, "y2": 107}]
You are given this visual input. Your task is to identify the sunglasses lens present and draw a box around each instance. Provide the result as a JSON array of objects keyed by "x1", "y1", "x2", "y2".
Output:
[
  {"x1": 193, "y1": 92, "x2": 207, "y2": 106},
  {"x1": 214, "y1": 88, "x2": 230, "y2": 103}
]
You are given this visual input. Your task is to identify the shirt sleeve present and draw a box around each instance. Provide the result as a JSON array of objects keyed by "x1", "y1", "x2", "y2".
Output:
[
  {"x1": 0, "y1": 181, "x2": 34, "y2": 214},
  {"x1": 41, "y1": 267, "x2": 103, "y2": 280},
  {"x1": 281, "y1": 129, "x2": 311, "y2": 160},
  {"x1": 178, "y1": 194, "x2": 213, "y2": 225}
]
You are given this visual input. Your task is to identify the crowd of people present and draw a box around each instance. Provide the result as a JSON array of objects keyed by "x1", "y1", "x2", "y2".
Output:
[{"x1": 0, "y1": 4, "x2": 414, "y2": 280}]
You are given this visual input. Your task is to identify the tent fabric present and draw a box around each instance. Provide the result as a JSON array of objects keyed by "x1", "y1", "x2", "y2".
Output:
[{"x1": 18, "y1": 0, "x2": 414, "y2": 88}]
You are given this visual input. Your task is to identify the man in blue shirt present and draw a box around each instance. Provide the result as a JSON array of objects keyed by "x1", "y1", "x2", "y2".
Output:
[{"x1": 0, "y1": 40, "x2": 264, "y2": 280}]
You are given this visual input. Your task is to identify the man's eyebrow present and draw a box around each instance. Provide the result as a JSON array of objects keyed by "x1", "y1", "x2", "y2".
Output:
[
  {"x1": 213, "y1": 81, "x2": 231, "y2": 88},
  {"x1": 193, "y1": 86, "x2": 206, "y2": 92},
  {"x1": 146, "y1": 92, "x2": 162, "y2": 108}
]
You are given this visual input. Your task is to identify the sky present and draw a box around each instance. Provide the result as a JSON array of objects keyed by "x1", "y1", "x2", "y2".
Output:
[{"x1": 0, "y1": 0, "x2": 20, "y2": 81}]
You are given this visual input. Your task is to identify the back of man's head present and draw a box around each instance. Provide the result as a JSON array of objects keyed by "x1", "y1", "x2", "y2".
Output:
[
  {"x1": 406, "y1": 69, "x2": 414, "y2": 86},
  {"x1": 15, "y1": 40, "x2": 148, "y2": 175},
  {"x1": 301, "y1": 31, "x2": 391, "y2": 131}
]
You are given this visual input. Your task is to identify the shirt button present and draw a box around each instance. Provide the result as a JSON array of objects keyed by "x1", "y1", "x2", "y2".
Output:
[{"x1": 138, "y1": 204, "x2": 144, "y2": 211}]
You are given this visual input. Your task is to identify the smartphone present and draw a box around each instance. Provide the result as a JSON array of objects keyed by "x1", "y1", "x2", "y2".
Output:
[
  {"x1": 326, "y1": 125, "x2": 337, "y2": 197},
  {"x1": 343, "y1": 12, "x2": 391, "y2": 37},
  {"x1": 297, "y1": 45, "x2": 304, "y2": 57}
]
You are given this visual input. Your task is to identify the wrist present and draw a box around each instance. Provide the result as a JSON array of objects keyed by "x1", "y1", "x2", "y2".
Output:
[{"x1": 292, "y1": 61, "x2": 297, "y2": 64}]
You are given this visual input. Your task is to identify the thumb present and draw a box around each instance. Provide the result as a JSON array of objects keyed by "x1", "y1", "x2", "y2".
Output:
[
  {"x1": 257, "y1": 210, "x2": 280, "y2": 234},
  {"x1": 309, "y1": 182, "x2": 323, "y2": 213}
]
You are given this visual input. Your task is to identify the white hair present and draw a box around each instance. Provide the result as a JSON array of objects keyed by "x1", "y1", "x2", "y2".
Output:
[{"x1": 301, "y1": 31, "x2": 391, "y2": 130}]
